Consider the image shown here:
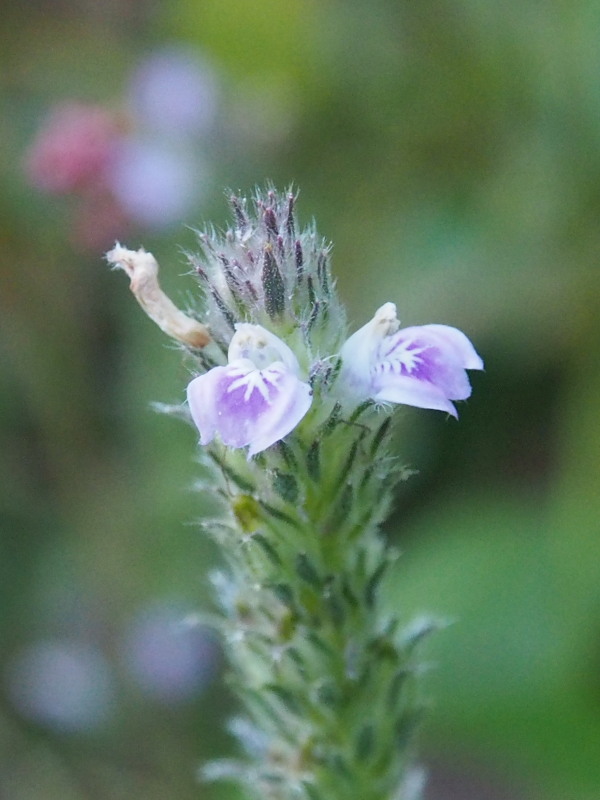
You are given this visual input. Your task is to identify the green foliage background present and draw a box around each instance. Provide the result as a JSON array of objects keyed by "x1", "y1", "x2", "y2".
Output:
[{"x1": 1, "y1": 1, "x2": 599, "y2": 798}]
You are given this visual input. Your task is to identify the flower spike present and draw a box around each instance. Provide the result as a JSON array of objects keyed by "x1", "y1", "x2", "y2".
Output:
[
  {"x1": 113, "y1": 189, "x2": 485, "y2": 800},
  {"x1": 340, "y1": 303, "x2": 483, "y2": 416}
]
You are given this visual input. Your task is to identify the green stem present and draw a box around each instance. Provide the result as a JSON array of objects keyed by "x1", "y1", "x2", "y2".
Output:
[{"x1": 206, "y1": 402, "x2": 427, "y2": 800}]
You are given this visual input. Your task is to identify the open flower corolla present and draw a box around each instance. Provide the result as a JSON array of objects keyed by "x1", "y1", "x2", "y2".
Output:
[
  {"x1": 340, "y1": 303, "x2": 483, "y2": 417},
  {"x1": 187, "y1": 324, "x2": 312, "y2": 456}
]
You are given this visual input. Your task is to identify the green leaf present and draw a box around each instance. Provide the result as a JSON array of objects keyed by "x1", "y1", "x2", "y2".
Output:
[
  {"x1": 355, "y1": 723, "x2": 375, "y2": 761},
  {"x1": 286, "y1": 647, "x2": 307, "y2": 677},
  {"x1": 399, "y1": 617, "x2": 440, "y2": 653},
  {"x1": 273, "y1": 470, "x2": 299, "y2": 503},
  {"x1": 302, "y1": 781, "x2": 325, "y2": 800},
  {"x1": 252, "y1": 533, "x2": 282, "y2": 566},
  {"x1": 260, "y1": 500, "x2": 301, "y2": 529},
  {"x1": 315, "y1": 680, "x2": 339, "y2": 708},
  {"x1": 395, "y1": 708, "x2": 425, "y2": 748},
  {"x1": 277, "y1": 439, "x2": 298, "y2": 469},
  {"x1": 306, "y1": 631, "x2": 336, "y2": 659},
  {"x1": 348, "y1": 399, "x2": 374, "y2": 424},
  {"x1": 341, "y1": 577, "x2": 358, "y2": 608},
  {"x1": 270, "y1": 582, "x2": 295, "y2": 609},
  {"x1": 370, "y1": 415, "x2": 392, "y2": 457},
  {"x1": 306, "y1": 440, "x2": 321, "y2": 481},
  {"x1": 365, "y1": 559, "x2": 390, "y2": 608},
  {"x1": 387, "y1": 669, "x2": 410, "y2": 708},
  {"x1": 319, "y1": 401, "x2": 343, "y2": 435},
  {"x1": 264, "y1": 683, "x2": 303, "y2": 716},
  {"x1": 325, "y1": 586, "x2": 345, "y2": 627},
  {"x1": 209, "y1": 452, "x2": 255, "y2": 493},
  {"x1": 296, "y1": 552, "x2": 322, "y2": 589}
]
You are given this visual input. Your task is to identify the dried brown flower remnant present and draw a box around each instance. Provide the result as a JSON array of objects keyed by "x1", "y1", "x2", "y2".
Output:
[{"x1": 107, "y1": 244, "x2": 210, "y2": 348}]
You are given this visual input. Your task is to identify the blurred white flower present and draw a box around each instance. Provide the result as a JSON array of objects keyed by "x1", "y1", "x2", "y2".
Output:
[
  {"x1": 121, "y1": 602, "x2": 219, "y2": 705},
  {"x1": 127, "y1": 46, "x2": 219, "y2": 138},
  {"x1": 5, "y1": 640, "x2": 115, "y2": 732},
  {"x1": 108, "y1": 137, "x2": 208, "y2": 228}
]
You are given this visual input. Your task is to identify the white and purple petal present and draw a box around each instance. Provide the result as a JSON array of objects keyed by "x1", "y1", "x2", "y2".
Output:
[
  {"x1": 340, "y1": 304, "x2": 483, "y2": 416},
  {"x1": 411, "y1": 324, "x2": 484, "y2": 371},
  {"x1": 373, "y1": 374, "x2": 459, "y2": 416},
  {"x1": 339, "y1": 302, "x2": 400, "y2": 398},
  {"x1": 187, "y1": 358, "x2": 312, "y2": 456},
  {"x1": 228, "y1": 323, "x2": 299, "y2": 373}
]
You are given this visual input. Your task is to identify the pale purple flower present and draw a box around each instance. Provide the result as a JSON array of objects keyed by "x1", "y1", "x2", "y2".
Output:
[
  {"x1": 340, "y1": 303, "x2": 483, "y2": 417},
  {"x1": 107, "y1": 137, "x2": 204, "y2": 228},
  {"x1": 5, "y1": 639, "x2": 115, "y2": 732},
  {"x1": 121, "y1": 602, "x2": 219, "y2": 705},
  {"x1": 187, "y1": 324, "x2": 312, "y2": 456},
  {"x1": 127, "y1": 46, "x2": 219, "y2": 137}
]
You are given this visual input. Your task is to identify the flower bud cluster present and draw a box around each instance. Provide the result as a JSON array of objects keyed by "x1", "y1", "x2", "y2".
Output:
[{"x1": 187, "y1": 190, "x2": 345, "y2": 362}]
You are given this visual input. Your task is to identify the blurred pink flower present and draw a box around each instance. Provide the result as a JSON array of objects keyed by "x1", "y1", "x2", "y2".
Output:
[
  {"x1": 25, "y1": 102, "x2": 121, "y2": 194},
  {"x1": 25, "y1": 46, "x2": 225, "y2": 248}
]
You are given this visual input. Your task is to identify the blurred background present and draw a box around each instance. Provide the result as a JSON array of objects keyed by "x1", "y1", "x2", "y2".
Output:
[{"x1": 1, "y1": 1, "x2": 599, "y2": 798}]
